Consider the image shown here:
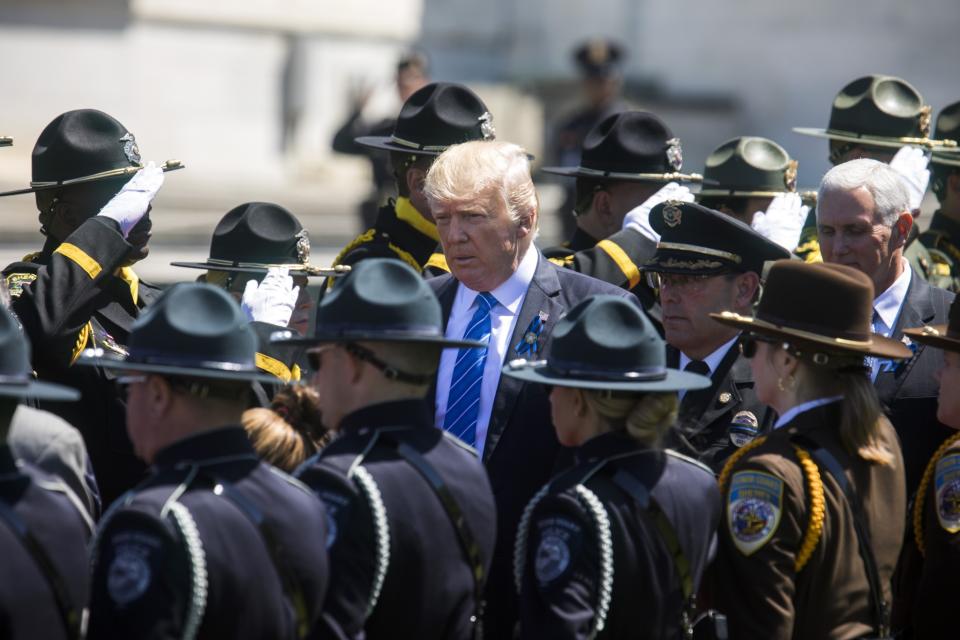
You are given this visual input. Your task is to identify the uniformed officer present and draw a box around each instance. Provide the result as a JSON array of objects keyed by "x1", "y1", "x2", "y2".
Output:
[
  {"x1": 0, "y1": 302, "x2": 91, "y2": 640},
  {"x1": 81, "y1": 283, "x2": 330, "y2": 639},
  {"x1": 710, "y1": 260, "x2": 908, "y2": 639},
  {"x1": 642, "y1": 201, "x2": 790, "y2": 470},
  {"x1": 540, "y1": 110, "x2": 702, "y2": 316},
  {"x1": 504, "y1": 295, "x2": 719, "y2": 639},
  {"x1": 0, "y1": 109, "x2": 182, "y2": 506},
  {"x1": 171, "y1": 201, "x2": 346, "y2": 393},
  {"x1": 332, "y1": 82, "x2": 496, "y2": 278},
  {"x1": 892, "y1": 299, "x2": 960, "y2": 637},
  {"x1": 920, "y1": 101, "x2": 960, "y2": 291},
  {"x1": 274, "y1": 258, "x2": 497, "y2": 639},
  {"x1": 793, "y1": 74, "x2": 957, "y2": 284}
]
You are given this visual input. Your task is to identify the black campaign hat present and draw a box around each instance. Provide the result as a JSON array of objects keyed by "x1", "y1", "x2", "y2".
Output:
[
  {"x1": 356, "y1": 82, "x2": 495, "y2": 156},
  {"x1": 932, "y1": 101, "x2": 960, "y2": 169},
  {"x1": 0, "y1": 305, "x2": 78, "y2": 401},
  {"x1": 542, "y1": 111, "x2": 703, "y2": 184},
  {"x1": 503, "y1": 295, "x2": 709, "y2": 392},
  {"x1": 170, "y1": 202, "x2": 347, "y2": 278},
  {"x1": 573, "y1": 39, "x2": 625, "y2": 78},
  {"x1": 794, "y1": 75, "x2": 958, "y2": 152},
  {"x1": 698, "y1": 137, "x2": 800, "y2": 197},
  {"x1": 78, "y1": 283, "x2": 277, "y2": 383},
  {"x1": 0, "y1": 109, "x2": 183, "y2": 197},
  {"x1": 273, "y1": 258, "x2": 484, "y2": 349},
  {"x1": 645, "y1": 201, "x2": 790, "y2": 276}
]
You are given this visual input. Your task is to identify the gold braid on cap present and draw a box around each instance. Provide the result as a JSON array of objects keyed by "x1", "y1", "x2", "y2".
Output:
[
  {"x1": 792, "y1": 446, "x2": 825, "y2": 572},
  {"x1": 913, "y1": 431, "x2": 960, "y2": 557}
]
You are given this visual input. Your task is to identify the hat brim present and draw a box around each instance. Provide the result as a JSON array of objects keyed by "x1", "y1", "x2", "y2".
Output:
[
  {"x1": 170, "y1": 261, "x2": 348, "y2": 278},
  {"x1": 903, "y1": 324, "x2": 960, "y2": 353},
  {"x1": 932, "y1": 152, "x2": 960, "y2": 168},
  {"x1": 354, "y1": 136, "x2": 443, "y2": 156},
  {"x1": 0, "y1": 380, "x2": 80, "y2": 402},
  {"x1": 792, "y1": 127, "x2": 957, "y2": 151},
  {"x1": 709, "y1": 310, "x2": 912, "y2": 360},
  {"x1": 541, "y1": 165, "x2": 706, "y2": 184},
  {"x1": 0, "y1": 160, "x2": 185, "y2": 197},
  {"x1": 501, "y1": 361, "x2": 711, "y2": 392},
  {"x1": 270, "y1": 329, "x2": 485, "y2": 350},
  {"x1": 0, "y1": 137, "x2": 11, "y2": 148},
  {"x1": 77, "y1": 351, "x2": 281, "y2": 384}
]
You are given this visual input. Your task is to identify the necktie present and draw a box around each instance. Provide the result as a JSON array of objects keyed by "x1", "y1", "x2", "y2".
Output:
[
  {"x1": 443, "y1": 292, "x2": 497, "y2": 447},
  {"x1": 680, "y1": 360, "x2": 712, "y2": 407}
]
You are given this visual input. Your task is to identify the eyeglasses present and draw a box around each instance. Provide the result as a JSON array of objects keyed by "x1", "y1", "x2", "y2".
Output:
[
  {"x1": 650, "y1": 272, "x2": 723, "y2": 296},
  {"x1": 114, "y1": 375, "x2": 147, "y2": 400},
  {"x1": 306, "y1": 345, "x2": 338, "y2": 371},
  {"x1": 739, "y1": 335, "x2": 785, "y2": 359}
]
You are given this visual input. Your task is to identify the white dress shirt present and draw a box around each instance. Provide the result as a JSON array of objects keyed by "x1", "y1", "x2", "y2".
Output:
[
  {"x1": 870, "y1": 259, "x2": 912, "y2": 380},
  {"x1": 434, "y1": 247, "x2": 539, "y2": 456},
  {"x1": 774, "y1": 396, "x2": 843, "y2": 429},
  {"x1": 677, "y1": 334, "x2": 740, "y2": 400}
]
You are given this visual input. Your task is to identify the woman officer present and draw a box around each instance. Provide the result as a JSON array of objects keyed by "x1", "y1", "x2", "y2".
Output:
[
  {"x1": 505, "y1": 295, "x2": 720, "y2": 639},
  {"x1": 710, "y1": 260, "x2": 909, "y2": 639}
]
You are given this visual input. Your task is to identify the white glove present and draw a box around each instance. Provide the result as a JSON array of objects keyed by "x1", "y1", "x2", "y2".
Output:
[
  {"x1": 621, "y1": 182, "x2": 694, "y2": 243},
  {"x1": 96, "y1": 162, "x2": 164, "y2": 237},
  {"x1": 889, "y1": 146, "x2": 930, "y2": 211},
  {"x1": 751, "y1": 193, "x2": 808, "y2": 252},
  {"x1": 241, "y1": 267, "x2": 300, "y2": 327}
]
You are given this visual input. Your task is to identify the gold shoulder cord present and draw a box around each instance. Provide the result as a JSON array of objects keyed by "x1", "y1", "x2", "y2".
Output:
[
  {"x1": 913, "y1": 431, "x2": 960, "y2": 557},
  {"x1": 332, "y1": 229, "x2": 376, "y2": 268},
  {"x1": 69, "y1": 322, "x2": 93, "y2": 365},
  {"x1": 717, "y1": 436, "x2": 767, "y2": 490}
]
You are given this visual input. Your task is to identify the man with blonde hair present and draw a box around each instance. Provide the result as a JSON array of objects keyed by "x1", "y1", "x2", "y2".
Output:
[{"x1": 425, "y1": 139, "x2": 640, "y2": 637}]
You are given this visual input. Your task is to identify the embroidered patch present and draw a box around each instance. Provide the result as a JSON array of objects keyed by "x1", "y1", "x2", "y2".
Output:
[
  {"x1": 106, "y1": 537, "x2": 157, "y2": 606},
  {"x1": 4, "y1": 272, "x2": 36, "y2": 298},
  {"x1": 728, "y1": 471, "x2": 783, "y2": 555},
  {"x1": 534, "y1": 517, "x2": 580, "y2": 586},
  {"x1": 729, "y1": 411, "x2": 759, "y2": 448},
  {"x1": 318, "y1": 490, "x2": 352, "y2": 550},
  {"x1": 935, "y1": 453, "x2": 960, "y2": 534}
]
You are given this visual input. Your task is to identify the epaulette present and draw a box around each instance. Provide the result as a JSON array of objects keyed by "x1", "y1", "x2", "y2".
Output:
[{"x1": 913, "y1": 431, "x2": 960, "y2": 557}]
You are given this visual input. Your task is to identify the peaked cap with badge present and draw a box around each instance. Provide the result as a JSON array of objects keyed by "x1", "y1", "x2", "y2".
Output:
[
  {"x1": 0, "y1": 109, "x2": 183, "y2": 197},
  {"x1": 355, "y1": 82, "x2": 495, "y2": 155},
  {"x1": 542, "y1": 110, "x2": 702, "y2": 184},
  {"x1": 644, "y1": 201, "x2": 790, "y2": 276},
  {"x1": 698, "y1": 136, "x2": 801, "y2": 197},
  {"x1": 793, "y1": 74, "x2": 958, "y2": 153},
  {"x1": 931, "y1": 101, "x2": 960, "y2": 169},
  {"x1": 573, "y1": 39, "x2": 625, "y2": 78}
]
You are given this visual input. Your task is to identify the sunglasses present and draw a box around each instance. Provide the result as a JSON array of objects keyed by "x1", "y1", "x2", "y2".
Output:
[
  {"x1": 739, "y1": 335, "x2": 784, "y2": 359},
  {"x1": 114, "y1": 375, "x2": 147, "y2": 400},
  {"x1": 306, "y1": 345, "x2": 338, "y2": 371}
]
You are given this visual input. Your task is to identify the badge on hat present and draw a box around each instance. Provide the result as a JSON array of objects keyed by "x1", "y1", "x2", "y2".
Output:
[
  {"x1": 783, "y1": 160, "x2": 798, "y2": 192},
  {"x1": 665, "y1": 137, "x2": 683, "y2": 171},
  {"x1": 662, "y1": 202, "x2": 683, "y2": 228},
  {"x1": 535, "y1": 517, "x2": 581, "y2": 586},
  {"x1": 920, "y1": 105, "x2": 933, "y2": 139},
  {"x1": 935, "y1": 453, "x2": 960, "y2": 533},
  {"x1": 728, "y1": 470, "x2": 783, "y2": 555},
  {"x1": 479, "y1": 112, "x2": 496, "y2": 140},
  {"x1": 106, "y1": 536, "x2": 159, "y2": 607},
  {"x1": 119, "y1": 132, "x2": 141, "y2": 165},
  {"x1": 296, "y1": 229, "x2": 311, "y2": 265},
  {"x1": 729, "y1": 411, "x2": 759, "y2": 448}
]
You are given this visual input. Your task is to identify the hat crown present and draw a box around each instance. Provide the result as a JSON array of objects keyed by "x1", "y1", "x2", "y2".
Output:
[
  {"x1": 935, "y1": 101, "x2": 960, "y2": 141},
  {"x1": 0, "y1": 306, "x2": 31, "y2": 380},
  {"x1": 208, "y1": 202, "x2": 305, "y2": 266},
  {"x1": 703, "y1": 136, "x2": 793, "y2": 192},
  {"x1": 391, "y1": 82, "x2": 493, "y2": 150},
  {"x1": 828, "y1": 75, "x2": 925, "y2": 139},
  {"x1": 32, "y1": 109, "x2": 138, "y2": 184},
  {"x1": 579, "y1": 110, "x2": 679, "y2": 175},
  {"x1": 548, "y1": 296, "x2": 664, "y2": 374}
]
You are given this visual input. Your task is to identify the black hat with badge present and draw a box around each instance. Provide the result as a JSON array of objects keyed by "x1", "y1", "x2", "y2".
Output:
[
  {"x1": 503, "y1": 295, "x2": 710, "y2": 392},
  {"x1": 541, "y1": 111, "x2": 703, "y2": 184},
  {"x1": 697, "y1": 137, "x2": 800, "y2": 197},
  {"x1": 573, "y1": 39, "x2": 625, "y2": 78},
  {"x1": 0, "y1": 109, "x2": 183, "y2": 197},
  {"x1": 0, "y1": 304, "x2": 78, "y2": 401},
  {"x1": 78, "y1": 283, "x2": 278, "y2": 383},
  {"x1": 356, "y1": 82, "x2": 495, "y2": 156},
  {"x1": 644, "y1": 201, "x2": 790, "y2": 276},
  {"x1": 931, "y1": 101, "x2": 960, "y2": 169},
  {"x1": 170, "y1": 202, "x2": 347, "y2": 278}
]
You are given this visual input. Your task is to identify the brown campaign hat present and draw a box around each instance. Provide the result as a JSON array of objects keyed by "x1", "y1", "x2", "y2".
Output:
[
  {"x1": 711, "y1": 260, "x2": 912, "y2": 360},
  {"x1": 904, "y1": 298, "x2": 960, "y2": 353}
]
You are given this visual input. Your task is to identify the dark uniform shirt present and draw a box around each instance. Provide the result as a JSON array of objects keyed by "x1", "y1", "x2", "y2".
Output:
[
  {"x1": 3, "y1": 216, "x2": 161, "y2": 506},
  {"x1": 87, "y1": 427, "x2": 330, "y2": 640},
  {"x1": 0, "y1": 444, "x2": 91, "y2": 640},
  {"x1": 919, "y1": 210, "x2": 960, "y2": 292},
  {"x1": 296, "y1": 399, "x2": 496, "y2": 640},
  {"x1": 332, "y1": 197, "x2": 439, "y2": 275},
  {"x1": 516, "y1": 431, "x2": 720, "y2": 639}
]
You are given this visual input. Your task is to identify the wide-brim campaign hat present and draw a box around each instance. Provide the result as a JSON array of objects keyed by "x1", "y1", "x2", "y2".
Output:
[
  {"x1": 711, "y1": 260, "x2": 912, "y2": 360},
  {"x1": 0, "y1": 305, "x2": 78, "y2": 401},
  {"x1": 932, "y1": 101, "x2": 960, "y2": 168},
  {"x1": 698, "y1": 137, "x2": 801, "y2": 197},
  {"x1": 356, "y1": 82, "x2": 495, "y2": 156},
  {"x1": 793, "y1": 75, "x2": 958, "y2": 152},
  {"x1": 503, "y1": 295, "x2": 710, "y2": 392},
  {"x1": 644, "y1": 201, "x2": 790, "y2": 276},
  {"x1": 171, "y1": 202, "x2": 347, "y2": 278},
  {"x1": 903, "y1": 297, "x2": 960, "y2": 353},
  {"x1": 273, "y1": 258, "x2": 484, "y2": 349},
  {"x1": 0, "y1": 109, "x2": 184, "y2": 197},
  {"x1": 573, "y1": 39, "x2": 625, "y2": 78},
  {"x1": 542, "y1": 111, "x2": 703, "y2": 184},
  {"x1": 78, "y1": 283, "x2": 278, "y2": 383}
]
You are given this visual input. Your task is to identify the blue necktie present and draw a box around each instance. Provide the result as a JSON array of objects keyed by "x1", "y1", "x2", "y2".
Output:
[{"x1": 443, "y1": 292, "x2": 496, "y2": 447}]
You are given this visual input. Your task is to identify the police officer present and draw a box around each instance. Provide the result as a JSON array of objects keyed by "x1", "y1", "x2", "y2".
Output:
[
  {"x1": 332, "y1": 82, "x2": 496, "y2": 277},
  {"x1": 0, "y1": 302, "x2": 91, "y2": 640},
  {"x1": 505, "y1": 295, "x2": 719, "y2": 639},
  {"x1": 642, "y1": 201, "x2": 790, "y2": 470},
  {"x1": 541, "y1": 110, "x2": 702, "y2": 316},
  {"x1": 276, "y1": 258, "x2": 497, "y2": 639},
  {"x1": 0, "y1": 109, "x2": 182, "y2": 506},
  {"x1": 82, "y1": 283, "x2": 330, "y2": 639},
  {"x1": 710, "y1": 260, "x2": 908, "y2": 639},
  {"x1": 920, "y1": 101, "x2": 960, "y2": 291}
]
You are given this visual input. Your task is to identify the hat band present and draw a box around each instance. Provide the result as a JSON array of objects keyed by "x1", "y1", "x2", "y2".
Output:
[
  {"x1": 31, "y1": 159, "x2": 183, "y2": 189},
  {"x1": 0, "y1": 375, "x2": 31, "y2": 386},
  {"x1": 390, "y1": 135, "x2": 450, "y2": 153},
  {"x1": 656, "y1": 242, "x2": 742, "y2": 264},
  {"x1": 756, "y1": 311, "x2": 873, "y2": 346},
  {"x1": 547, "y1": 358, "x2": 668, "y2": 382},
  {"x1": 315, "y1": 323, "x2": 445, "y2": 340},
  {"x1": 126, "y1": 349, "x2": 256, "y2": 372},
  {"x1": 576, "y1": 166, "x2": 704, "y2": 183},
  {"x1": 823, "y1": 128, "x2": 958, "y2": 149}
]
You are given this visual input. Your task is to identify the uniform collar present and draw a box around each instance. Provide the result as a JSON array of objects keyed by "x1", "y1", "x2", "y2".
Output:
[
  {"x1": 774, "y1": 396, "x2": 843, "y2": 430},
  {"x1": 568, "y1": 226, "x2": 599, "y2": 252},
  {"x1": 338, "y1": 398, "x2": 434, "y2": 435},
  {"x1": 679, "y1": 333, "x2": 740, "y2": 378},
  {"x1": 574, "y1": 430, "x2": 643, "y2": 464},
  {"x1": 153, "y1": 426, "x2": 256, "y2": 468},
  {"x1": 394, "y1": 197, "x2": 440, "y2": 243}
]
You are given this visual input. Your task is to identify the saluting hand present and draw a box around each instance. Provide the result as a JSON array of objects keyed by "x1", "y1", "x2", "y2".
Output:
[
  {"x1": 621, "y1": 181, "x2": 694, "y2": 243},
  {"x1": 751, "y1": 192, "x2": 808, "y2": 252},
  {"x1": 96, "y1": 162, "x2": 164, "y2": 238},
  {"x1": 241, "y1": 267, "x2": 300, "y2": 328}
]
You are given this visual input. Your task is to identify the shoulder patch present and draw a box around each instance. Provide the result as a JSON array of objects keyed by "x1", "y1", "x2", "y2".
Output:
[
  {"x1": 727, "y1": 470, "x2": 783, "y2": 555},
  {"x1": 935, "y1": 453, "x2": 960, "y2": 534},
  {"x1": 5, "y1": 272, "x2": 36, "y2": 298},
  {"x1": 534, "y1": 516, "x2": 581, "y2": 586},
  {"x1": 105, "y1": 529, "x2": 163, "y2": 607}
]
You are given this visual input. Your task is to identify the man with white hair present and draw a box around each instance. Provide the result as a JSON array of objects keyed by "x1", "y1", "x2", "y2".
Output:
[
  {"x1": 818, "y1": 158, "x2": 954, "y2": 493},
  {"x1": 424, "y1": 140, "x2": 640, "y2": 638}
]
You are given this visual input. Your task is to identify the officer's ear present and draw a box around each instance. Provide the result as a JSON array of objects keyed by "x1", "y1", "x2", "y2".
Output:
[
  {"x1": 593, "y1": 189, "x2": 613, "y2": 222},
  {"x1": 145, "y1": 375, "x2": 175, "y2": 416},
  {"x1": 892, "y1": 211, "x2": 913, "y2": 248},
  {"x1": 733, "y1": 271, "x2": 760, "y2": 310},
  {"x1": 406, "y1": 166, "x2": 428, "y2": 199}
]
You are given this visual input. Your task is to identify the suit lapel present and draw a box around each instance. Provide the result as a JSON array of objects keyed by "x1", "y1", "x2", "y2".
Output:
[
  {"x1": 875, "y1": 275, "x2": 934, "y2": 401},
  {"x1": 427, "y1": 275, "x2": 459, "y2": 407}
]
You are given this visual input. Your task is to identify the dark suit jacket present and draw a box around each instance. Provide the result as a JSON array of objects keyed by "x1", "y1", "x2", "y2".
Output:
[
  {"x1": 875, "y1": 273, "x2": 954, "y2": 496},
  {"x1": 428, "y1": 254, "x2": 639, "y2": 639}
]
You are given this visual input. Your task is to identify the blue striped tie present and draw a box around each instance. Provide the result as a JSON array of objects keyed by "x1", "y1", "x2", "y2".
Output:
[{"x1": 443, "y1": 292, "x2": 496, "y2": 447}]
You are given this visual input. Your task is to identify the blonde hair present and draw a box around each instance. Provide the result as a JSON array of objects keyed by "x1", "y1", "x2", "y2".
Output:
[
  {"x1": 424, "y1": 140, "x2": 539, "y2": 229},
  {"x1": 582, "y1": 390, "x2": 679, "y2": 447},
  {"x1": 242, "y1": 385, "x2": 327, "y2": 471}
]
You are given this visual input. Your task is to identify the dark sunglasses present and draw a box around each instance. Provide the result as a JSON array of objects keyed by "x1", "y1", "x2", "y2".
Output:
[
  {"x1": 739, "y1": 335, "x2": 783, "y2": 359},
  {"x1": 306, "y1": 345, "x2": 337, "y2": 371}
]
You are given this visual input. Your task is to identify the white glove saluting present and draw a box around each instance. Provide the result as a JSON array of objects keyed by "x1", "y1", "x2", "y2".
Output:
[
  {"x1": 96, "y1": 162, "x2": 164, "y2": 238},
  {"x1": 751, "y1": 192, "x2": 808, "y2": 253},
  {"x1": 621, "y1": 182, "x2": 694, "y2": 243},
  {"x1": 889, "y1": 145, "x2": 930, "y2": 212},
  {"x1": 241, "y1": 267, "x2": 300, "y2": 328}
]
